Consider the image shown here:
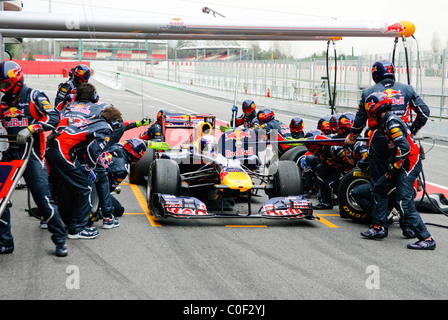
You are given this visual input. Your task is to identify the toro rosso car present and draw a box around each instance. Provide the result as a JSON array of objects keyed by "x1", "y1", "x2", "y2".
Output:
[{"x1": 138, "y1": 112, "x2": 316, "y2": 221}]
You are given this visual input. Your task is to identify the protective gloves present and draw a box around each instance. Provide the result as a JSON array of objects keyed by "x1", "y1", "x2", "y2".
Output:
[
  {"x1": 17, "y1": 127, "x2": 32, "y2": 144},
  {"x1": 136, "y1": 118, "x2": 151, "y2": 127},
  {"x1": 387, "y1": 163, "x2": 401, "y2": 177},
  {"x1": 148, "y1": 141, "x2": 170, "y2": 150},
  {"x1": 81, "y1": 165, "x2": 97, "y2": 182},
  {"x1": 285, "y1": 137, "x2": 304, "y2": 146},
  {"x1": 219, "y1": 125, "x2": 232, "y2": 132},
  {"x1": 357, "y1": 158, "x2": 369, "y2": 172},
  {"x1": 231, "y1": 105, "x2": 238, "y2": 113}
]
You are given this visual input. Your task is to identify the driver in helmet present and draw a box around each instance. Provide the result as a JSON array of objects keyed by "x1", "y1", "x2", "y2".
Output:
[{"x1": 199, "y1": 135, "x2": 218, "y2": 156}]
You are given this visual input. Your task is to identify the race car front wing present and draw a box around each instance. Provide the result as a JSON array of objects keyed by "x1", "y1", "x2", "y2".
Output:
[{"x1": 150, "y1": 193, "x2": 317, "y2": 221}]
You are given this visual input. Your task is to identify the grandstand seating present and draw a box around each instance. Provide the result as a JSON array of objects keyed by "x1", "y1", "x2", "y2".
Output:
[{"x1": 61, "y1": 47, "x2": 78, "y2": 59}]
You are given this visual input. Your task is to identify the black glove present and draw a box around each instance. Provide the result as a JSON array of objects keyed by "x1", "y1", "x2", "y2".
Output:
[
  {"x1": 387, "y1": 163, "x2": 400, "y2": 177},
  {"x1": 357, "y1": 158, "x2": 369, "y2": 172}
]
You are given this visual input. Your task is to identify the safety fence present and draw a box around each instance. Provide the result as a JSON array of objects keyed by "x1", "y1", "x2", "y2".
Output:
[{"x1": 116, "y1": 50, "x2": 448, "y2": 121}]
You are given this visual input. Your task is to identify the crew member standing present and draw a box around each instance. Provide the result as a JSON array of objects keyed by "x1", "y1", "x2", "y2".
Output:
[
  {"x1": 345, "y1": 59, "x2": 430, "y2": 238},
  {"x1": 55, "y1": 64, "x2": 91, "y2": 110},
  {"x1": 0, "y1": 61, "x2": 68, "y2": 257},
  {"x1": 359, "y1": 92, "x2": 435, "y2": 250}
]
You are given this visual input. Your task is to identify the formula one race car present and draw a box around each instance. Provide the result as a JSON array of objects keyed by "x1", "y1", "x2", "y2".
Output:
[{"x1": 133, "y1": 112, "x2": 316, "y2": 221}]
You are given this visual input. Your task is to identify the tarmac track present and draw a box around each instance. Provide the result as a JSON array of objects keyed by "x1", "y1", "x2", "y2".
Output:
[{"x1": 1, "y1": 75, "x2": 448, "y2": 304}]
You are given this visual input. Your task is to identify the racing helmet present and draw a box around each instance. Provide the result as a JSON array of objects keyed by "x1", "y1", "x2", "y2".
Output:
[
  {"x1": 0, "y1": 61, "x2": 24, "y2": 99},
  {"x1": 157, "y1": 109, "x2": 169, "y2": 125},
  {"x1": 72, "y1": 64, "x2": 91, "y2": 84},
  {"x1": 317, "y1": 115, "x2": 332, "y2": 135},
  {"x1": 289, "y1": 117, "x2": 304, "y2": 134},
  {"x1": 199, "y1": 135, "x2": 218, "y2": 155},
  {"x1": 337, "y1": 112, "x2": 355, "y2": 137},
  {"x1": 242, "y1": 99, "x2": 256, "y2": 115},
  {"x1": 364, "y1": 92, "x2": 392, "y2": 129},
  {"x1": 304, "y1": 129, "x2": 323, "y2": 139},
  {"x1": 305, "y1": 134, "x2": 329, "y2": 155},
  {"x1": 371, "y1": 59, "x2": 395, "y2": 83},
  {"x1": 257, "y1": 108, "x2": 275, "y2": 124},
  {"x1": 122, "y1": 138, "x2": 147, "y2": 163},
  {"x1": 329, "y1": 113, "x2": 341, "y2": 134}
]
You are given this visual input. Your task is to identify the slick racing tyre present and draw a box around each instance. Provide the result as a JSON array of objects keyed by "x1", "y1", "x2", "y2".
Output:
[
  {"x1": 279, "y1": 146, "x2": 307, "y2": 165},
  {"x1": 128, "y1": 148, "x2": 155, "y2": 185},
  {"x1": 146, "y1": 159, "x2": 181, "y2": 206},
  {"x1": 337, "y1": 168, "x2": 370, "y2": 221},
  {"x1": 268, "y1": 160, "x2": 303, "y2": 198}
]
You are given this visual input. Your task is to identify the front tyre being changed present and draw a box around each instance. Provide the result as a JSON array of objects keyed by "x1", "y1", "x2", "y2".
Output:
[{"x1": 337, "y1": 168, "x2": 370, "y2": 221}]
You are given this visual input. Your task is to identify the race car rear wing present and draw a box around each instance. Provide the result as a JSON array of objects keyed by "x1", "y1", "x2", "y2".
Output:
[{"x1": 0, "y1": 135, "x2": 34, "y2": 220}]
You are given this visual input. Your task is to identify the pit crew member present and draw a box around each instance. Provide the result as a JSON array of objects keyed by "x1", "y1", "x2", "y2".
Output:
[
  {"x1": 45, "y1": 106, "x2": 123, "y2": 239},
  {"x1": 95, "y1": 138, "x2": 170, "y2": 225},
  {"x1": 0, "y1": 61, "x2": 68, "y2": 257},
  {"x1": 359, "y1": 92, "x2": 435, "y2": 250},
  {"x1": 227, "y1": 99, "x2": 259, "y2": 130},
  {"x1": 55, "y1": 64, "x2": 91, "y2": 110}
]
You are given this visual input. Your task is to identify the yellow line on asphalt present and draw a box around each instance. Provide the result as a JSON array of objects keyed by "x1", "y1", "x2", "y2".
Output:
[
  {"x1": 129, "y1": 183, "x2": 162, "y2": 227},
  {"x1": 315, "y1": 214, "x2": 339, "y2": 228}
]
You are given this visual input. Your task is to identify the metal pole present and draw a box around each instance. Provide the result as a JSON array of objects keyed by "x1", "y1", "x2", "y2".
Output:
[
  {"x1": 440, "y1": 49, "x2": 446, "y2": 121},
  {"x1": 0, "y1": 2, "x2": 3, "y2": 62}
]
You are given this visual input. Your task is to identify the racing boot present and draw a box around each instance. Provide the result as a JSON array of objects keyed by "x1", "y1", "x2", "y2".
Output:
[
  {"x1": 360, "y1": 225, "x2": 388, "y2": 240},
  {"x1": 0, "y1": 245, "x2": 14, "y2": 254},
  {"x1": 313, "y1": 202, "x2": 333, "y2": 210},
  {"x1": 407, "y1": 236, "x2": 436, "y2": 250},
  {"x1": 402, "y1": 227, "x2": 416, "y2": 239},
  {"x1": 55, "y1": 243, "x2": 68, "y2": 257},
  {"x1": 102, "y1": 215, "x2": 120, "y2": 229}
]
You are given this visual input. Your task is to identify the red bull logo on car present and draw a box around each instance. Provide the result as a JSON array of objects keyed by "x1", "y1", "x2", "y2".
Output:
[
  {"x1": 225, "y1": 147, "x2": 253, "y2": 158},
  {"x1": 225, "y1": 130, "x2": 251, "y2": 141}
]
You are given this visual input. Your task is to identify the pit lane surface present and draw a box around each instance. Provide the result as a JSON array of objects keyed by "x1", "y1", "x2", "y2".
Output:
[{"x1": 1, "y1": 75, "x2": 448, "y2": 301}]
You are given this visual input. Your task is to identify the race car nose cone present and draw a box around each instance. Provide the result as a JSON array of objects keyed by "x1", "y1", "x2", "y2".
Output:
[{"x1": 221, "y1": 171, "x2": 253, "y2": 192}]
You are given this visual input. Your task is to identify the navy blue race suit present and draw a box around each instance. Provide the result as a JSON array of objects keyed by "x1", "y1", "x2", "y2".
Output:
[
  {"x1": 54, "y1": 78, "x2": 79, "y2": 111},
  {"x1": 231, "y1": 110, "x2": 259, "y2": 129},
  {"x1": 315, "y1": 144, "x2": 356, "y2": 206},
  {"x1": 0, "y1": 86, "x2": 66, "y2": 249},
  {"x1": 258, "y1": 118, "x2": 292, "y2": 155},
  {"x1": 95, "y1": 143, "x2": 131, "y2": 218},
  {"x1": 45, "y1": 118, "x2": 115, "y2": 235},
  {"x1": 140, "y1": 121, "x2": 163, "y2": 141},
  {"x1": 369, "y1": 112, "x2": 430, "y2": 240},
  {"x1": 350, "y1": 78, "x2": 430, "y2": 138}
]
